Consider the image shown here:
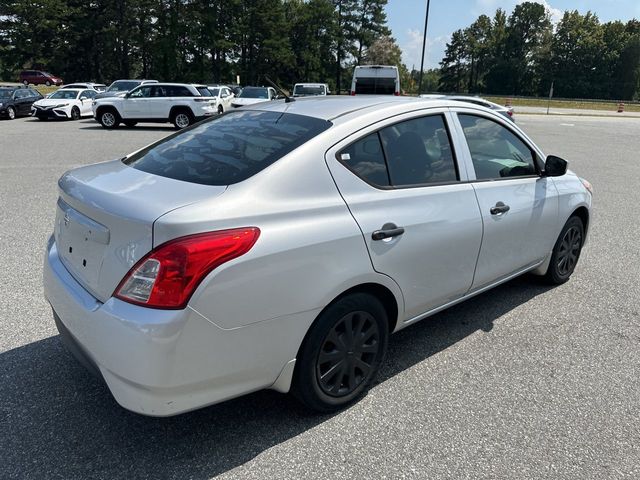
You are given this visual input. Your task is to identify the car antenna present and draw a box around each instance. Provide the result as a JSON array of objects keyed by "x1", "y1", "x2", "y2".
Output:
[{"x1": 263, "y1": 75, "x2": 295, "y2": 103}]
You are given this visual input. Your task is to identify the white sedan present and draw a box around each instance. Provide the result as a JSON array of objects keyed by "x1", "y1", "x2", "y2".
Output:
[
  {"x1": 205, "y1": 86, "x2": 234, "y2": 113},
  {"x1": 32, "y1": 88, "x2": 97, "y2": 120}
]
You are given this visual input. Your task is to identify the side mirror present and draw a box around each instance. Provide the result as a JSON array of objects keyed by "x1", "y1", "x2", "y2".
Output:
[{"x1": 544, "y1": 155, "x2": 568, "y2": 177}]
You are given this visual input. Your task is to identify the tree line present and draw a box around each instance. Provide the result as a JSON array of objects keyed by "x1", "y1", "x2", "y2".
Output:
[
  {"x1": 438, "y1": 2, "x2": 640, "y2": 100},
  {"x1": 0, "y1": 0, "x2": 391, "y2": 92},
  {"x1": 2, "y1": 1, "x2": 639, "y2": 99}
]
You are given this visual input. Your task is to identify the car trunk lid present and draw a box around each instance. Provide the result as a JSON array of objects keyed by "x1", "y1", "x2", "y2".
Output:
[{"x1": 55, "y1": 159, "x2": 226, "y2": 302}]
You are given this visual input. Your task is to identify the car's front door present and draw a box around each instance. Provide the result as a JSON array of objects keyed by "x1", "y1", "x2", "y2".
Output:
[
  {"x1": 12, "y1": 90, "x2": 29, "y2": 114},
  {"x1": 122, "y1": 86, "x2": 152, "y2": 118},
  {"x1": 452, "y1": 111, "x2": 559, "y2": 290},
  {"x1": 326, "y1": 110, "x2": 483, "y2": 322}
]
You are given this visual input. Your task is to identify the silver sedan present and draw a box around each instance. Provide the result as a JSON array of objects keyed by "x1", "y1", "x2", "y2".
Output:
[{"x1": 43, "y1": 96, "x2": 592, "y2": 416}]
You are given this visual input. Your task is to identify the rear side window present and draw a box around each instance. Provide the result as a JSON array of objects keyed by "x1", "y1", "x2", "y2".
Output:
[
  {"x1": 196, "y1": 87, "x2": 211, "y2": 96},
  {"x1": 458, "y1": 114, "x2": 536, "y2": 180},
  {"x1": 124, "y1": 111, "x2": 332, "y2": 186},
  {"x1": 380, "y1": 115, "x2": 458, "y2": 186},
  {"x1": 340, "y1": 133, "x2": 390, "y2": 187},
  {"x1": 355, "y1": 77, "x2": 396, "y2": 95},
  {"x1": 339, "y1": 115, "x2": 458, "y2": 188}
]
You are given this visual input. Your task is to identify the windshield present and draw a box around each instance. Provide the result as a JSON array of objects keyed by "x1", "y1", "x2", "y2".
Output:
[
  {"x1": 108, "y1": 81, "x2": 139, "y2": 92},
  {"x1": 49, "y1": 90, "x2": 79, "y2": 100},
  {"x1": 0, "y1": 89, "x2": 12, "y2": 98},
  {"x1": 239, "y1": 88, "x2": 268, "y2": 99},
  {"x1": 124, "y1": 110, "x2": 332, "y2": 186},
  {"x1": 293, "y1": 85, "x2": 325, "y2": 96}
]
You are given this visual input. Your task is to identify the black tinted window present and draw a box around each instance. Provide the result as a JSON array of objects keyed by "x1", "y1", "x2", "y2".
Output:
[
  {"x1": 458, "y1": 114, "x2": 536, "y2": 180},
  {"x1": 124, "y1": 111, "x2": 332, "y2": 186},
  {"x1": 379, "y1": 115, "x2": 458, "y2": 186},
  {"x1": 196, "y1": 87, "x2": 211, "y2": 96},
  {"x1": 340, "y1": 133, "x2": 390, "y2": 187},
  {"x1": 355, "y1": 77, "x2": 396, "y2": 95}
]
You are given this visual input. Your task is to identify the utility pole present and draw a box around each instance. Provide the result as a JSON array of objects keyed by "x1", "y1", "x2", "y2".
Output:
[{"x1": 418, "y1": 0, "x2": 431, "y2": 94}]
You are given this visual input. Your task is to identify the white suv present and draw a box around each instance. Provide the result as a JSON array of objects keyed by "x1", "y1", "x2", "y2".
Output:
[{"x1": 93, "y1": 83, "x2": 217, "y2": 129}]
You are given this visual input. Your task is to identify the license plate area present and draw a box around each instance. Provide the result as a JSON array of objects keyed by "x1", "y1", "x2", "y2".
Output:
[{"x1": 55, "y1": 198, "x2": 110, "y2": 292}]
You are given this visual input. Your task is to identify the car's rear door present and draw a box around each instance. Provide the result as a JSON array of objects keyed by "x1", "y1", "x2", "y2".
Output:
[
  {"x1": 325, "y1": 110, "x2": 483, "y2": 322},
  {"x1": 450, "y1": 109, "x2": 559, "y2": 290}
]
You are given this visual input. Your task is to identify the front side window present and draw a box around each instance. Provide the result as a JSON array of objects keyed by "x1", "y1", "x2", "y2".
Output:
[
  {"x1": 129, "y1": 86, "x2": 152, "y2": 98},
  {"x1": 458, "y1": 114, "x2": 537, "y2": 180},
  {"x1": 124, "y1": 111, "x2": 332, "y2": 186}
]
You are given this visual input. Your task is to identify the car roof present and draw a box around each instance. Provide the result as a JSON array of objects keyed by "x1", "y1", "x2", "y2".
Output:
[
  {"x1": 248, "y1": 96, "x2": 455, "y2": 122},
  {"x1": 57, "y1": 88, "x2": 83, "y2": 92}
]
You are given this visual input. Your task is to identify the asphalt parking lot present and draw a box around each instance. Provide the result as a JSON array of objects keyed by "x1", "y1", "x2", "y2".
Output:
[{"x1": 1, "y1": 113, "x2": 639, "y2": 479}]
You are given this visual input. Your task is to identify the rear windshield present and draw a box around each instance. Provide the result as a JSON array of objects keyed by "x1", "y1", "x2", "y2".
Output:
[
  {"x1": 123, "y1": 110, "x2": 332, "y2": 186},
  {"x1": 239, "y1": 88, "x2": 269, "y2": 99},
  {"x1": 294, "y1": 85, "x2": 325, "y2": 96},
  {"x1": 196, "y1": 87, "x2": 212, "y2": 96},
  {"x1": 355, "y1": 77, "x2": 396, "y2": 95}
]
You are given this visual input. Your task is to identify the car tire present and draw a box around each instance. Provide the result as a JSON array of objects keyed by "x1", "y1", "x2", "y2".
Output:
[
  {"x1": 70, "y1": 107, "x2": 80, "y2": 121},
  {"x1": 98, "y1": 109, "x2": 120, "y2": 129},
  {"x1": 218, "y1": 105, "x2": 224, "y2": 114},
  {"x1": 45, "y1": 81, "x2": 51, "y2": 87},
  {"x1": 292, "y1": 293, "x2": 389, "y2": 412},
  {"x1": 172, "y1": 110, "x2": 193, "y2": 129},
  {"x1": 545, "y1": 216, "x2": 585, "y2": 285},
  {"x1": 7, "y1": 106, "x2": 16, "y2": 120},
  {"x1": 124, "y1": 121, "x2": 137, "y2": 128}
]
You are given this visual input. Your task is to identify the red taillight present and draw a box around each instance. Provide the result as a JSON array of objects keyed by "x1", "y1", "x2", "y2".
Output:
[
  {"x1": 394, "y1": 91, "x2": 400, "y2": 96},
  {"x1": 114, "y1": 228, "x2": 260, "y2": 309},
  {"x1": 507, "y1": 110, "x2": 513, "y2": 117},
  {"x1": 350, "y1": 91, "x2": 356, "y2": 96}
]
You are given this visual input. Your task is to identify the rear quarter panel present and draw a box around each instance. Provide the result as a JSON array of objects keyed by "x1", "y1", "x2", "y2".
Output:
[{"x1": 153, "y1": 134, "x2": 404, "y2": 331}]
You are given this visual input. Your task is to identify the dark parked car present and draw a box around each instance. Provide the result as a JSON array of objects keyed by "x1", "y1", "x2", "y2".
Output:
[
  {"x1": 19, "y1": 70, "x2": 63, "y2": 86},
  {"x1": 0, "y1": 87, "x2": 43, "y2": 119}
]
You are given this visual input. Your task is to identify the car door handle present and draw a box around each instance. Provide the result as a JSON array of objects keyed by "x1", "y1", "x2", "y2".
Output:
[
  {"x1": 372, "y1": 223, "x2": 405, "y2": 241},
  {"x1": 490, "y1": 202, "x2": 510, "y2": 215}
]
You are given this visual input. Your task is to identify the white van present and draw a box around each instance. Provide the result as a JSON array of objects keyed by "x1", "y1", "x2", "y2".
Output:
[
  {"x1": 292, "y1": 83, "x2": 330, "y2": 97},
  {"x1": 350, "y1": 65, "x2": 400, "y2": 96}
]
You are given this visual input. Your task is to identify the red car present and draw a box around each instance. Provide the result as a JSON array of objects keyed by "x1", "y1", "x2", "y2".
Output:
[{"x1": 19, "y1": 70, "x2": 63, "y2": 87}]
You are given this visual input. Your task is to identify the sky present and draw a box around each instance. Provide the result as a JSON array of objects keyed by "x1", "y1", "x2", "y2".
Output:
[{"x1": 386, "y1": 0, "x2": 640, "y2": 70}]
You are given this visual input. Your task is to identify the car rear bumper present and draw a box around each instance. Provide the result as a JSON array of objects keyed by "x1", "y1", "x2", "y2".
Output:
[{"x1": 43, "y1": 235, "x2": 308, "y2": 416}]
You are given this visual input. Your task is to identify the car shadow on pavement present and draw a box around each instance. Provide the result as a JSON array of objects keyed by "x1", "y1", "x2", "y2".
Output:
[{"x1": 1, "y1": 276, "x2": 553, "y2": 479}]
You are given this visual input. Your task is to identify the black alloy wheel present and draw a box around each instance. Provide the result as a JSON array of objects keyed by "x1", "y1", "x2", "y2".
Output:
[
  {"x1": 70, "y1": 107, "x2": 80, "y2": 120},
  {"x1": 545, "y1": 216, "x2": 584, "y2": 284},
  {"x1": 292, "y1": 293, "x2": 388, "y2": 412}
]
